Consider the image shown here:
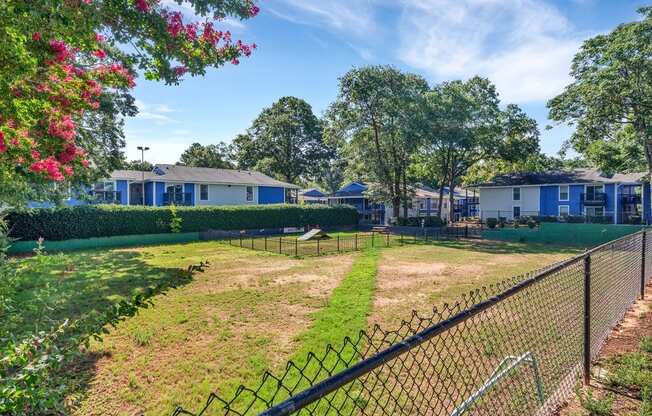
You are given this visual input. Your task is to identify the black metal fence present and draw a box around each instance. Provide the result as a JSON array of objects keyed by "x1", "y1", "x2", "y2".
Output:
[
  {"x1": 173, "y1": 229, "x2": 651, "y2": 416},
  {"x1": 225, "y1": 227, "x2": 481, "y2": 257}
]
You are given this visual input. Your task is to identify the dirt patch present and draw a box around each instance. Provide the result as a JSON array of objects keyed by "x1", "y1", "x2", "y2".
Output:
[{"x1": 555, "y1": 283, "x2": 652, "y2": 416}]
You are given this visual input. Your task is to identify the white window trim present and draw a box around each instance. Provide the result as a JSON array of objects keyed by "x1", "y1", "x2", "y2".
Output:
[
  {"x1": 512, "y1": 187, "x2": 521, "y2": 201},
  {"x1": 559, "y1": 205, "x2": 570, "y2": 216},
  {"x1": 246, "y1": 185, "x2": 254, "y2": 202},
  {"x1": 584, "y1": 184, "x2": 605, "y2": 199},
  {"x1": 199, "y1": 184, "x2": 209, "y2": 201},
  {"x1": 559, "y1": 185, "x2": 569, "y2": 202}
]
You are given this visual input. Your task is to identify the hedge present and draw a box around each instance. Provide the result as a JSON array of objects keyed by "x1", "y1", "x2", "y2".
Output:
[{"x1": 8, "y1": 204, "x2": 359, "y2": 241}]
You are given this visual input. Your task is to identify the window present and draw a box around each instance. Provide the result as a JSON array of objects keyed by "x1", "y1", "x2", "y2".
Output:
[
  {"x1": 513, "y1": 187, "x2": 520, "y2": 201},
  {"x1": 513, "y1": 206, "x2": 521, "y2": 218},
  {"x1": 200, "y1": 184, "x2": 209, "y2": 201},
  {"x1": 586, "y1": 207, "x2": 604, "y2": 217},
  {"x1": 94, "y1": 181, "x2": 114, "y2": 192},
  {"x1": 559, "y1": 185, "x2": 569, "y2": 201},
  {"x1": 246, "y1": 186, "x2": 254, "y2": 201},
  {"x1": 166, "y1": 184, "x2": 183, "y2": 203},
  {"x1": 585, "y1": 185, "x2": 604, "y2": 201},
  {"x1": 559, "y1": 205, "x2": 570, "y2": 217}
]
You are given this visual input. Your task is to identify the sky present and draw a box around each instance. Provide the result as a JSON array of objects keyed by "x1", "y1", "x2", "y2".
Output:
[{"x1": 123, "y1": 0, "x2": 645, "y2": 164}]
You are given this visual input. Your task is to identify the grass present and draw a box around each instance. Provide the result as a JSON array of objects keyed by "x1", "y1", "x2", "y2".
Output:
[{"x1": 4, "y1": 238, "x2": 578, "y2": 415}]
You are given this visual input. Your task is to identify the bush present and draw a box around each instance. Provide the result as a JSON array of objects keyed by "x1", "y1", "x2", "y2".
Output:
[
  {"x1": 527, "y1": 219, "x2": 537, "y2": 229},
  {"x1": 537, "y1": 215, "x2": 558, "y2": 223},
  {"x1": 486, "y1": 218, "x2": 498, "y2": 229},
  {"x1": 566, "y1": 215, "x2": 585, "y2": 223},
  {"x1": 396, "y1": 216, "x2": 444, "y2": 227},
  {"x1": 8, "y1": 204, "x2": 359, "y2": 241}
]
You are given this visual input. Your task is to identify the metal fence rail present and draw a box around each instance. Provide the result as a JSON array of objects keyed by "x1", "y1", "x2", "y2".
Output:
[
  {"x1": 225, "y1": 227, "x2": 481, "y2": 257},
  {"x1": 173, "y1": 229, "x2": 651, "y2": 416}
]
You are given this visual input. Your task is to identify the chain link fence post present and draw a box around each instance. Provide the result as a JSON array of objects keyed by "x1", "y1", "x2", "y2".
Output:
[
  {"x1": 354, "y1": 233, "x2": 358, "y2": 250},
  {"x1": 317, "y1": 238, "x2": 320, "y2": 256},
  {"x1": 279, "y1": 237, "x2": 282, "y2": 254},
  {"x1": 371, "y1": 231, "x2": 375, "y2": 248},
  {"x1": 295, "y1": 238, "x2": 298, "y2": 257},
  {"x1": 337, "y1": 235, "x2": 340, "y2": 252},
  {"x1": 386, "y1": 232, "x2": 390, "y2": 247},
  {"x1": 642, "y1": 230, "x2": 647, "y2": 299},
  {"x1": 239, "y1": 235, "x2": 243, "y2": 248},
  {"x1": 583, "y1": 253, "x2": 592, "y2": 385},
  {"x1": 264, "y1": 235, "x2": 267, "y2": 251}
]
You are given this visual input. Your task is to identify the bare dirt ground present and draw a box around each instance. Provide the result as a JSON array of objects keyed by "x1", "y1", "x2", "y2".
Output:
[{"x1": 556, "y1": 282, "x2": 652, "y2": 416}]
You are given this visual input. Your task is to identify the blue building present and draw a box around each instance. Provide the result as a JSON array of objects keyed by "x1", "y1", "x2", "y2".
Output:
[
  {"x1": 476, "y1": 168, "x2": 650, "y2": 224},
  {"x1": 327, "y1": 182, "x2": 385, "y2": 224},
  {"x1": 33, "y1": 164, "x2": 299, "y2": 207}
]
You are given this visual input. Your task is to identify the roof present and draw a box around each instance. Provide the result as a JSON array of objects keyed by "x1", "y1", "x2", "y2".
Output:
[
  {"x1": 330, "y1": 182, "x2": 368, "y2": 197},
  {"x1": 108, "y1": 164, "x2": 299, "y2": 188},
  {"x1": 300, "y1": 188, "x2": 327, "y2": 198},
  {"x1": 476, "y1": 168, "x2": 647, "y2": 187}
]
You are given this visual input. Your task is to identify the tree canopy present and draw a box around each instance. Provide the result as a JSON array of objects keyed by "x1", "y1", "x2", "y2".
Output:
[
  {"x1": 0, "y1": 0, "x2": 258, "y2": 206},
  {"x1": 179, "y1": 142, "x2": 233, "y2": 169},
  {"x1": 326, "y1": 66, "x2": 429, "y2": 218},
  {"x1": 548, "y1": 6, "x2": 652, "y2": 176},
  {"x1": 231, "y1": 96, "x2": 329, "y2": 184}
]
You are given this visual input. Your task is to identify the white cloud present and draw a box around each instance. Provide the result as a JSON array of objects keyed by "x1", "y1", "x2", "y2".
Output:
[
  {"x1": 397, "y1": 0, "x2": 584, "y2": 103},
  {"x1": 134, "y1": 100, "x2": 178, "y2": 125},
  {"x1": 269, "y1": 0, "x2": 376, "y2": 35},
  {"x1": 159, "y1": 0, "x2": 247, "y2": 29}
]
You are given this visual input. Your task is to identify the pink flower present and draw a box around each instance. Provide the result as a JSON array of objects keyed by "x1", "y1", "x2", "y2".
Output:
[
  {"x1": 95, "y1": 33, "x2": 105, "y2": 42},
  {"x1": 93, "y1": 49, "x2": 107, "y2": 59},
  {"x1": 166, "y1": 12, "x2": 184, "y2": 37},
  {"x1": 135, "y1": 0, "x2": 150, "y2": 12},
  {"x1": 63, "y1": 166, "x2": 74, "y2": 176},
  {"x1": 48, "y1": 115, "x2": 76, "y2": 141},
  {"x1": 81, "y1": 159, "x2": 89, "y2": 167},
  {"x1": 231, "y1": 58, "x2": 239, "y2": 65},
  {"x1": 82, "y1": 0, "x2": 92, "y2": 4},
  {"x1": 49, "y1": 39, "x2": 73, "y2": 62},
  {"x1": 249, "y1": 5, "x2": 260, "y2": 16},
  {"x1": 0, "y1": 132, "x2": 6, "y2": 153},
  {"x1": 31, "y1": 150, "x2": 41, "y2": 160},
  {"x1": 32, "y1": 32, "x2": 41, "y2": 41},
  {"x1": 173, "y1": 66, "x2": 187, "y2": 76}
]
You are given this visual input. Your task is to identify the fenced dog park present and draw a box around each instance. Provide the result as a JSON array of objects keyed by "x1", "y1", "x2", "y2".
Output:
[{"x1": 3, "y1": 205, "x2": 650, "y2": 416}]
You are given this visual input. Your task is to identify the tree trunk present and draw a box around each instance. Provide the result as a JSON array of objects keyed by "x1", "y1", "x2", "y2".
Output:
[
  {"x1": 402, "y1": 169, "x2": 408, "y2": 219},
  {"x1": 392, "y1": 196, "x2": 401, "y2": 219}
]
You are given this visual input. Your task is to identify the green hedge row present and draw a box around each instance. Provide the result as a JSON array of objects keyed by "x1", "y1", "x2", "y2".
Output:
[{"x1": 8, "y1": 204, "x2": 359, "y2": 241}]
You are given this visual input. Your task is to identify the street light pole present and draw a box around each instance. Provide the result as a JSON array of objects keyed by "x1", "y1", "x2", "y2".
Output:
[{"x1": 137, "y1": 146, "x2": 149, "y2": 206}]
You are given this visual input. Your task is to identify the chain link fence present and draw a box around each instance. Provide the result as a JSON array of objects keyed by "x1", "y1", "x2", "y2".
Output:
[
  {"x1": 224, "y1": 227, "x2": 481, "y2": 257},
  {"x1": 173, "y1": 229, "x2": 651, "y2": 416}
]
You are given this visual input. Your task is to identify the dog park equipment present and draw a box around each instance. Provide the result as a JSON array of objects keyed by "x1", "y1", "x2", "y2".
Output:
[{"x1": 297, "y1": 229, "x2": 331, "y2": 241}]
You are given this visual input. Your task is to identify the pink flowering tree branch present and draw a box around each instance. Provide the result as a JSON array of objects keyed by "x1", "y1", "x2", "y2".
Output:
[{"x1": 0, "y1": 0, "x2": 259, "y2": 205}]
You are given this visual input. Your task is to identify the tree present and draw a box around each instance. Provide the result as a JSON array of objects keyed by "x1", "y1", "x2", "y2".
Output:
[
  {"x1": 232, "y1": 97, "x2": 328, "y2": 184},
  {"x1": 179, "y1": 142, "x2": 233, "y2": 168},
  {"x1": 416, "y1": 78, "x2": 539, "y2": 220},
  {"x1": 326, "y1": 66, "x2": 428, "y2": 218},
  {"x1": 122, "y1": 159, "x2": 154, "y2": 171},
  {"x1": 548, "y1": 7, "x2": 652, "y2": 179},
  {"x1": 0, "y1": 0, "x2": 259, "y2": 206}
]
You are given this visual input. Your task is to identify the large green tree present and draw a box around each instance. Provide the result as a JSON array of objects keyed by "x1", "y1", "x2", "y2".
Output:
[
  {"x1": 415, "y1": 77, "x2": 539, "y2": 220},
  {"x1": 548, "y1": 6, "x2": 652, "y2": 178},
  {"x1": 326, "y1": 66, "x2": 428, "y2": 218},
  {"x1": 0, "y1": 0, "x2": 258, "y2": 206},
  {"x1": 179, "y1": 142, "x2": 233, "y2": 168},
  {"x1": 232, "y1": 96, "x2": 328, "y2": 184}
]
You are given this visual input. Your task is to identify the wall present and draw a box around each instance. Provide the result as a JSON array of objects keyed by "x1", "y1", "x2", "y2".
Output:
[
  {"x1": 259, "y1": 186, "x2": 285, "y2": 204},
  {"x1": 480, "y1": 186, "x2": 539, "y2": 219},
  {"x1": 195, "y1": 183, "x2": 258, "y2": 205},
  {"x1": 155, "y1": 181, "x2": 165, "y2": 206},
  {"x1": 116, "y1": 180, "x2": 129, "y2": 205},
  {"x1": 145, "y1": 182, "x2": 153, "y2": 205},
  {"x1": 482, "y1": 222, "x2": 646, "y2": 247},
  {"x1": 539, "y1": 185, "x2": 583, "y2": 216}
]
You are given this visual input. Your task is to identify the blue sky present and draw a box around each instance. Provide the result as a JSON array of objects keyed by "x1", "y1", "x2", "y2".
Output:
[{"x1": 124, "y1": 0, "x2": 644, "y2": 163}]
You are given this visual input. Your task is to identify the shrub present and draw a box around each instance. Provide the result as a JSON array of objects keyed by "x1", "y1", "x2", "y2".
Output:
[
  {"x1": 396, "y1": 216, "x2": 444, "y2": 227},
  {"x1": 513, "y1": 221, "x2": 520, "y2": 229},
  {"x1": 486, "y1": 218, "x2": 498, "y2": 229},
  {"x1": 538, "y1": 215, "x2": 558, "y2": 223},
  {"x1": 527, "y1": 219, "x2": 537, "y2": 229},
  {"x1": 8, "y1": 204, "x2": 359, "y2": 241},
  {"x1": 566, "y1": 215, "x2": 585, "y2": 223},
  {"x1": 575, "y1": 387, "x2": 614, "y2": 416}
]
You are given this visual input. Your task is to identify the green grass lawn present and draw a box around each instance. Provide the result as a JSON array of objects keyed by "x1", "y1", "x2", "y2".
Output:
[{"x1": 4, "y1": 238, "x2": 580, "y2": 415}]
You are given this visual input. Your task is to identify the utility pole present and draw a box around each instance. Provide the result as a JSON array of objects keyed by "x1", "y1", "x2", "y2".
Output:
[{"x1": 137, "y1": 146, "x2": 149, "y2": 206}]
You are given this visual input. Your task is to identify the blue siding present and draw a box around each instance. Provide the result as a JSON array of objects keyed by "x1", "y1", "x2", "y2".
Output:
[
  {"x1": 145, "y1": 182, "x2": 153, "y2": 206},
  {"x1": 116, "y1": 180, "x2": 128, "y2": 205},
  {"x1": 184, "y1": 183, "x2": 195, "y2": 206},
  {"x1": 539, "y1": 184, "x2": 582, "y2": 216},
  {"x1": 259, "y1": 186, "x2": 285, "y2": 204},
  {"x1": 539, "y1": 186, "x2": 558, "y2": 215},
  {"x1": 155, "y1": 182, "x2": 165, "y2": 206}
]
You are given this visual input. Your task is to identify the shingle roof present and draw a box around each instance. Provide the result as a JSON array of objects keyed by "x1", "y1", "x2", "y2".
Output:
[
  {"x1": 300, "y1": 188, "x2": 326, "y2": 198},
  {"x1": 109, "y1": 165, "x2": 299, "y2": 188},
  {"x1": 475, "y1": 168, "x2": 647, "y2": 187}
]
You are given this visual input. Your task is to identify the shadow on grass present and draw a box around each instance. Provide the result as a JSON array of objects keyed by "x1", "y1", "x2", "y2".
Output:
[{"x1": 418, "y1": 238, "x2": 585, "y2": 256}]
